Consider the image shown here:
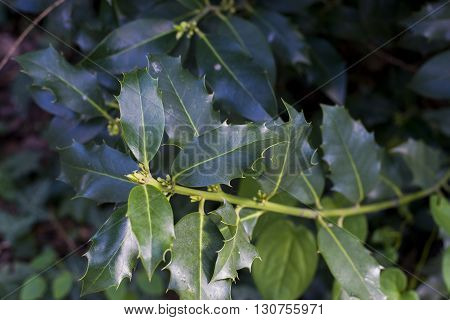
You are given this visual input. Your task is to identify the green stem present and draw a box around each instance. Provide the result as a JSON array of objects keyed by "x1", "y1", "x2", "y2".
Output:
[{"x1": 144, "y1": 170, "x2": 450, "y2": 220}]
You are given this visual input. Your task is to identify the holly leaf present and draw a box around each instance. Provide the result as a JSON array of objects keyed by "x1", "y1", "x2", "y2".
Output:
[
  {"x1": 167, "y1": 212, "x2": 231, "y2": 299},
  {"x1": 250, "y1": 9, "x2": 309, "y2": 65},
  {"x1": 16, "y1": 46, "x2": 107, "y2": 118},
  {"x1": 127, "y1": 185, "x2": 175, "y2": 281},
  {"x1": 171, "y1": 123, "x2": 280, "y2": 186},
  {"x1": 204, "y1": 15, "x2": 276, "y2": 84},
  {"x1": 117, "y1": 67, "x2": 164, "y2": 166},
  {"x1": 410, "y1": 50, "x2": 450, "y2": 100},
  {"x1": 58, "y1": 142, "x2": 138, "y2": 203},
  {"x1": 257, "y1": 103, "x2": 324, "y2": 206},
  {"x1": 393, "y1": 139, "x2": 446, "y2": 189},
  {"x1": 148, "y1": 55, "x2": 220, "y2": 146},
  {"x1": 83, "y1": 19, "x2": 176, "y2": 74},
  {"x1": 81, "y1": 206, "x2": 139, "y2": 295},
  {"x1": 321, "y1": 105, "x2": 381, "y2": 203},
  {"x1": 430, "y1": 195, "x2": 450, "y2": 235},
  {"x1": 318, "y1": 221, "x2": 386, "y2": 300},
  {"x1": 211, "y1": 203, "x2": 259, "y2": 281},
  {"x1": 252, "y1": 220, "x2": 318, "y2": 299},
  {"x1": 195, "y1": 30, "x2": 277, "y2": 121}
]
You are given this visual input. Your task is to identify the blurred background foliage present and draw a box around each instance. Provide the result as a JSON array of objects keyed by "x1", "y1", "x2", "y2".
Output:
[{"x1": 0, "y1": 0, "x2": 449, "y2": 299}]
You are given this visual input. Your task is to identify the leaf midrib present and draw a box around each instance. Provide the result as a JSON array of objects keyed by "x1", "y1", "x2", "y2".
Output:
[
  {"x1": 161, "y1": 62, "x2": 199, "y2": 136},
  {"x1": 199, "y1": 33, "x2": 263, "y2": 109},
  {"x1": 330, "y1": 117, "x2": 364, "y2": 202},
  {"x1": 88, "y1": 222, "x2": 131, "y2": 291},
  {"x1": 173, "y1": 133, "x2": 276, "y2": 180},
  {"x1": 25, "y1": 60, "x2": 106, "y2": 118},
  {"x1": 136, "y1": 74, "x2": 149, "y2": 165},
  {"x1": 89, "y1": 29, "x2": 175, "y2": 62},
  {"x1": 63, "y1": 163, "x2": 132, "y2": 183},
  {"x1": 322, "y1": 224, "x2": 371, "y2": 298}
]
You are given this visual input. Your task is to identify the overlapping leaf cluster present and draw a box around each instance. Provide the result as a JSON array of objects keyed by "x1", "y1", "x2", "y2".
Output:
[{"x1": 14, "y1": 0, "x2": 450, "y2": 300}]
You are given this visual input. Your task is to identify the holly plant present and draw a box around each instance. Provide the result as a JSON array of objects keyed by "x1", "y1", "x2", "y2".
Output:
[{"x1": 11, "y1": 0, "x2": 450, "y2": 300}]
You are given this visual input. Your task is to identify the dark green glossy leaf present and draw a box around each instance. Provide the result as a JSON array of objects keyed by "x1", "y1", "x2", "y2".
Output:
[
  {"x1": 44, "y1": 117, "x2": 105, "y2": 149},
  {"x1": 81, "y1": 206, "x2": 138, "y2": 295},
  {"x1": 167, "y1": 212, "x2": 231, "y2": 299},
  {"x1": 117, "y1": 67, "x2": 164, "y2": 165},
  {"x1": 195, "y1": 30, "x2": 277, "y2": 121},
  {"x1": 380, "y1": 268, "x2": 418, "y2": 300},
  {"x1": 16, "y1": 47, "x2": 107, "y2": 118},
  {"x1": 368, "y1": 152, "x2": 412, "y2": 201},
  {"x1": 251, "y1": 9, "x2": 309, "y2": 65},
  {"x1": 257, "y1": 103, "x2": 324, "y2": 206},
  {"x1": 83, "y1": 19, "x2": 176, "y2": 74},
  {"x1": 52, "y1": 271, "x2": 73, "y2": 299},
  {"x1": 148, "y1": 55, "x2": 220, "y2": 146},
  {"x1": 211, "y1": 203, "x2": 259, "y2": 281},
  {"x1": 410, "y1": 50, "x2": 450, "y2": 99},
  {"x1": 318, "y1": 222, "x2": 386, "y2": 300},
  {"x1": 205, "y1": 15, "x2": 276, "y2": 84},
  {"x1": 321, "y1": 105, "x2": 381, "y2": 203},
  {"x1": 171, "y1": 123, "x2": 280, "y2": 186},
  {"x1": 252, "y1": 220, "x2": 317, "y2": 299},
  {"x1": 127, "y1": 185, "x2": 175, "y2": 280},
  {"x1": 393, "y1": 139, "x2": 446, "y2": 188},
  {"x1": 59, "y1": 142, "x2": 138, "y2": 203},
  {"x1": 430, "y1": 195, "x2": 450, "y2": 235},
  {"x1": 308, "y1": 38, "x2": 347, "y2": 105}
]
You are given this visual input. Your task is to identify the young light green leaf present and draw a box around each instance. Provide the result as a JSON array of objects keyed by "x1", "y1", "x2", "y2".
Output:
[
  {"x1": 195, "y1": 31, "x2": 277, "y2": 121},
  {"x1": 16, "y1": 46, "x2": 107, "y2": 118},
  {"x1": 83, "y1": 19, "x2": 176, "y2": 74},
  {"x1": 410, "y1": 50, "x2": 450, "y2": 99},
  {"x1": 171, "y1": 123, "x2": 280, "y2": 187},
  {"x1": 430, "y1": 195, "x2": 450, "y2": 235},
  {"x1": 127, "y1": 185, "x2": 175, "y2": 280},
  {"x1": 321, "y1": 105, "x2": 381, "y2": 203},
  {"x1": 252, "y1": 220, "x2": 318, "y2": 299},
  {"x1": 167, "y1": 212, "x2": 231, "y2": 300},
  {"x1": 211, "y1": 203, "x2": 259, "y2": 281},
  {"x1": 148, "y1": 55, "x2": 220, "y2": 146},
  {"x1": 52, "y1": 271, "x2": 73, "y2": 299},
  {"x1": 393, "y1": 139, "x2": 446, "y2": 189},
  {"x1": 443, "y1": 247, "x2": 450, "y2": 292},
  {"x1": 20, "y1": 276, "x2": 47, "y2": 300},
  {"x1": 380, "y1": 268, "x2": 418, "y2": 300},
  {"x1": 117, "y1": 67, "x2": 164, "y2": 166},
  {"x1": 81, "y1": 206, "x2": 139, "y2": 296},
  {"x1": 58, "y1": 142, "x2": 138, "y2": 203},
  {"x1": 250, "y1": 9, "x2": 309, "y2": 65},
  {"x1": 257, "y1": 103, "x2": 324, "y2": 206},
  {"x1": 318, "y1": 221, "x2": 386, "y2": 300}
]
